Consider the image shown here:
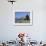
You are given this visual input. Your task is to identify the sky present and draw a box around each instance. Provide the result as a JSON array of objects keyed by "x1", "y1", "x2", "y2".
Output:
[{"x1": 15, "y1": 12, "x2": 30, "y2": 18}]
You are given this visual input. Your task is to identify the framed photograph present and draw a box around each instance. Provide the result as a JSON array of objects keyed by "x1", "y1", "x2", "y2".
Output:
[{"x1": 15, "y1": 11, "x2": 33, "y2": 26}]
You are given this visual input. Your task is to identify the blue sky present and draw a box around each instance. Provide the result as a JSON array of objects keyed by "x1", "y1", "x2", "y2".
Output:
[{"x1": 15, "y1": 12, "x2": 30, "y2": 18}]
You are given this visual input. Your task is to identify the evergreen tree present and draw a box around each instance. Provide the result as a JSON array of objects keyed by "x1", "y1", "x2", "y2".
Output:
[{"x1": 25, "y1": 14, "x2": 30, "y2": 20}]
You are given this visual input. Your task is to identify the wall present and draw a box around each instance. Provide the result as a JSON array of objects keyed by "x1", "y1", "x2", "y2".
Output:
[{"x1": 0, "y1": 0, "x2": 46, "y2": 42}]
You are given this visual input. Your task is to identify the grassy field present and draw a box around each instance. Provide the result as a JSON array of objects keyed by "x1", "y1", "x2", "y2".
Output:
[{"x1": 15, "y1": 19, "x2": 30, "y2": 23}]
